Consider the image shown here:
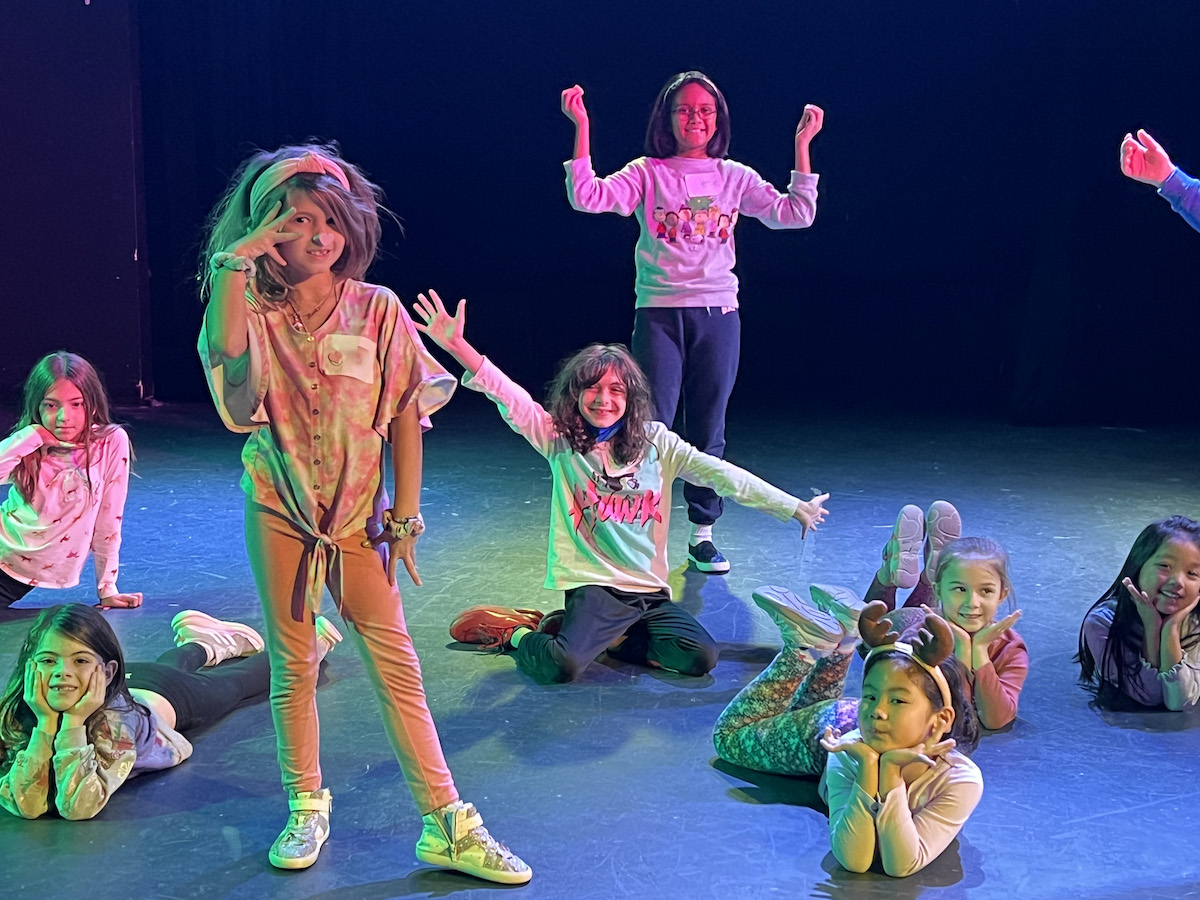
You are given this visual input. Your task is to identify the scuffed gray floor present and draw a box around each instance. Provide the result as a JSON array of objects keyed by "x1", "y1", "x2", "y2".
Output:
[{"x1": 1, "y1": 398, "x2": 1197, "y2": 899}]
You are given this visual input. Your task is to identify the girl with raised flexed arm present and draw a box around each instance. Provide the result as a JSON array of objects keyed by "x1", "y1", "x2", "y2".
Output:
[{"x1": 561, "y1": 72, "x2": 823, "y2": 574}]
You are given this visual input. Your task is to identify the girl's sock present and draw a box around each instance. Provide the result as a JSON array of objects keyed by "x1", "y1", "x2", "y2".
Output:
[{"x1": 691, "y1": 524, "x2": 714, "y2": 544}]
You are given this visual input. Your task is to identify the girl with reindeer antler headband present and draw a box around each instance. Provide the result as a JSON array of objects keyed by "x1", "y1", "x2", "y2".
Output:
[{"x1": 714, "y1": 593, "x2": 982, "y2": 877}]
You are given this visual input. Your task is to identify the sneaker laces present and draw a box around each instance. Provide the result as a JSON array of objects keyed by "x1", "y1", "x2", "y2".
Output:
[
  {"x1": 463, "y1": 824, "x2": 522, "y2": 868},
  {"x1": 277, "y1": 810, "x2": 323, "y2": 846}
]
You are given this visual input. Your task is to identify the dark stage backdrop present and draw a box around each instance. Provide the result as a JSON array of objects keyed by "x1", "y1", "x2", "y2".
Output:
[
  {"x1": 3, "y1": 0, "x2": 150, "y2": 404},
  {"x1": 11, "y1": 2, "x2": 1200, "y2": 422}
]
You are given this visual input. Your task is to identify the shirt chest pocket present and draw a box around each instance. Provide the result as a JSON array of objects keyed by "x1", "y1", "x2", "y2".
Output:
[{"x1": 318, "y1": 334, "x2": 377, "y2": 384}]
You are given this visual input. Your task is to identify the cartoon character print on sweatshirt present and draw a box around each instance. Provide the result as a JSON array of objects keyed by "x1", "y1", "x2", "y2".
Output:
[{"x1": 673, "y1": 188, "x2": 738, "y2": 251}]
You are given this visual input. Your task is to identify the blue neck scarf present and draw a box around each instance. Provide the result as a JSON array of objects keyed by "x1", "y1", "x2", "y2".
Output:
[{"x1": 587, "y1": 420, "x2": 624, "y2": 444}]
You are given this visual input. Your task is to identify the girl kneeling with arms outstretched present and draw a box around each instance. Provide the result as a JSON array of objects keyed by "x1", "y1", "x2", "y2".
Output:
[{"x1": 713, "y1": 595, "x2": 981, "y2": 877}]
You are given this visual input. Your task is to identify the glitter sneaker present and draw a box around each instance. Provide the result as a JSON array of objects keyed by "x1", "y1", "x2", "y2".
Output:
[
  {"x1": 415, "y1": 800, "x2": 532, "y2": 884},
  {"x1": 269, "y1": 788, "x2": 331, "y2": 870}
]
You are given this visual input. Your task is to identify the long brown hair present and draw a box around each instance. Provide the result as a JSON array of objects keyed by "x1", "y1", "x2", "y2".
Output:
[
  {"x1": 8, "y1": 352, "x2": 115, "y2": 502},
  {"x1": 199, "y1": 142, "x2": 388, "y2": 306},
  {"x1": 545, "y1": 344, "x2": 654, "y2": 466},
  {"x1": 0, "y1": 605, "x2": 148, "y2": 772}
]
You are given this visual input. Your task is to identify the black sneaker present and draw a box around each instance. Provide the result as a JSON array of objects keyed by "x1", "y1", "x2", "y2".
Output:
[{"x1": 687, "y1": 540, "x2": 731, "y2": 574}]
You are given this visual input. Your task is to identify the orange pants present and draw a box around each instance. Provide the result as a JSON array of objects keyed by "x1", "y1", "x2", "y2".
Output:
[{"x1": 245, "y1": 503, "x2": 458, "y2": 813}]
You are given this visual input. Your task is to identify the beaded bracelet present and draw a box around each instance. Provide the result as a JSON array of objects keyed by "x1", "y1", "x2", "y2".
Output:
[{"x1": 382, "y1": 510, "x2": 425, "y2": 539}]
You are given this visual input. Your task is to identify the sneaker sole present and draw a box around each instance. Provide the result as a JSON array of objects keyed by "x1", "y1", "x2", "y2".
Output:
[
  {"x1": 687, "y1": 553, "x2": 731, "y2": 574},
  {"x1": 925, "y1": 501, "x2": 963, "y2": 576},
  {"x1": 415, "y1": 846, "x2": 533, "y2": 885},
  {"x1": 809, "y1": 584, "x2": 865, "y2": 631},
  {"x1": 882, "y1": 505, "x2": 924, "y2": 589},
  {"x1": 752, "y1": 585, "x2": 843, "y2": 646}
]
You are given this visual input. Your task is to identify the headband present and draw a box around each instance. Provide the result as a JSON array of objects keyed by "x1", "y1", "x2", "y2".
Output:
[
  {"x1": 864, "y1": 642, "x2": 953, "y2": 710},
  {"x1": 249, "y1": 151, "x2": 351, "y2": 214}
]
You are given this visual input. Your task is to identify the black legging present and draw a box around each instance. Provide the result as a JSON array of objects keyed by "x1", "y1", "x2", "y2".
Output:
[
  {"x1": 0, "y1": 569, "x2": 35, "y2": 608},
  {"x1": 125, "y1": 644, "x2": 270, "y2": 733}
]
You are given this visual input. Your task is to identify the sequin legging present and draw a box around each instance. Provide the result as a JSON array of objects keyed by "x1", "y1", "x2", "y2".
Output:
[{"x1": 713, "y1": 646, "x2": 859, "y2": 776}]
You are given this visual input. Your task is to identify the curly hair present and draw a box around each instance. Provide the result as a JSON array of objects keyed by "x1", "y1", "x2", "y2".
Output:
[{"x1": 545, "y1": 344, "x2": 654, "y2": 466}]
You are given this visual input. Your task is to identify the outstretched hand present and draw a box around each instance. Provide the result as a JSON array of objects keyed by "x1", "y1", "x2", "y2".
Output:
[
  {"x1": 795, "y1": 104, "x2": 824, "y2": 143},
  {"x1": 820, "y1": 726, "x2": 879, "y2": 767},
  {"x1": 413, "y1": 289, "x2": 466, "y2": 353},
  {"x1": 362, "y1": 530, "x2": 422, "y2": 587},
  {"x1": 793, "y1": 492, "x2": 830, "y2": 538},
  {"x1": 1120, "y1": 129, "x2": 1175, "y2": 186},
  {"x1": 228, "y1": 200, "x2": 301, "y2": 266},
  {"x1": 561, "y1": 84, "x2": 589, "y2": 126}
]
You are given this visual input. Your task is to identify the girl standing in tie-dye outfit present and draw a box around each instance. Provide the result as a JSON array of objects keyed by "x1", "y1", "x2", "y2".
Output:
[{"x1": 198, "y1": 143, "x2": 529, "y2": 883}]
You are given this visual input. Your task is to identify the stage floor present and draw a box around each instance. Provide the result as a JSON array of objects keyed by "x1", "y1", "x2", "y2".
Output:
[{"x1": 1, "y1": 399, "x2": 1198, "y2": 899}]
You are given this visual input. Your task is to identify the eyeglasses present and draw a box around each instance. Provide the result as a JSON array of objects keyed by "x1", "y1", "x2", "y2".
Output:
[{"x1": 672, "y1": 106, "x2": 717, "y2": 120}]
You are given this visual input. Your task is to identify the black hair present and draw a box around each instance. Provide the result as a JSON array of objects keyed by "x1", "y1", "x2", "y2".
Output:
[
  {"x1": 643, "y1": 71, "x2": 732, "y2": 159},
  {"x1": 1076, "y1": 516, "x2": 1200, "y2": 708},
  {"x1": 863, "y1": 651, "x2": 981, "y2": 755}
]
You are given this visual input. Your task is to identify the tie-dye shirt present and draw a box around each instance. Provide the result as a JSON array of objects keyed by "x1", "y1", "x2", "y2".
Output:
[
  {"x1": 0, "y1": 699, "x2": 190, "y2": 820},
  {"x1": 463, "y1": 357, "x2": 801, "y2": 595},
  {"x1": 0, "y1": 425, "x2": 131, "y2": 600},
  {"x1": 198, "y1": 280, "x2": 456, "y2": 611}
]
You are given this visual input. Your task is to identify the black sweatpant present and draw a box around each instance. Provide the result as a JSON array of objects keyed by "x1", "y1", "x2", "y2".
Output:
[{"x1": 512, "y1": 584, "x2": 719, "y2": 684}]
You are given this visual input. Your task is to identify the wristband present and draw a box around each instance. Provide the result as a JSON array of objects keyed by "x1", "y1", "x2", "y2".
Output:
[
  {"x1": 382, "y1": 510, "x2": 425, "y2": 539},
  {"x1": 209, "y1": 252, "x2": 258, "y2": 278}
]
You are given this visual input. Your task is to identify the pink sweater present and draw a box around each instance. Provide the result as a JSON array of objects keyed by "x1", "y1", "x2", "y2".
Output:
[
  {"x1": 0, "y1": 425, "x2": 132, "y2": 600},
  {"x1": 969, "y1": 628, "x2": 1029, "y2": 730},
  {"x1": 565, "y1": 155, "x2": 818, "y2": 309}
]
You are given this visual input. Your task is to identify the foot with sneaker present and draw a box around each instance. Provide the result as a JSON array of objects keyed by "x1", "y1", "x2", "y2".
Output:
[
  {"x1": 688, "y1": 523, "x2": 730, "y2": 574},
  {"x1": 449, "y1": 606, "x2": 545, "y2": 651},
  {"x1": 269, "y1": 789, "x2": 531, "y2": 883},
  {"x1": 171, "y1": 610, "x2": 342, "y2": 665},
  {"x1": 751, "y1": 584, "x2": 863, "y2": 655},
  {"x1": 871, "y1": 501, "x2": 962, "y2": 609}
]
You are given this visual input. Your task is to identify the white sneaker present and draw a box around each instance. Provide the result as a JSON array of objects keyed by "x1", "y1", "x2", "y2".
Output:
[
  {"x1": 879, "y1": 505, "x2": 924, "y2": 588},
  {"x1": 809, "y1": 584, "x2": 865, "y2": 634},
  {"x1": 415, "y1": 801, "x2": 532, "y2": 884},
  {"x1": 171, "y1": 610, "x2": 264, "y2": 667},
  {"x1": 269, "y1": 788, "x2": 331, "y2": 870},
  {"x1": 315, "y1": 616, "x2": 342, "y2": 661},
  {"x1": 751, "y1": 585, "x2": 845, "y2": 652}
]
